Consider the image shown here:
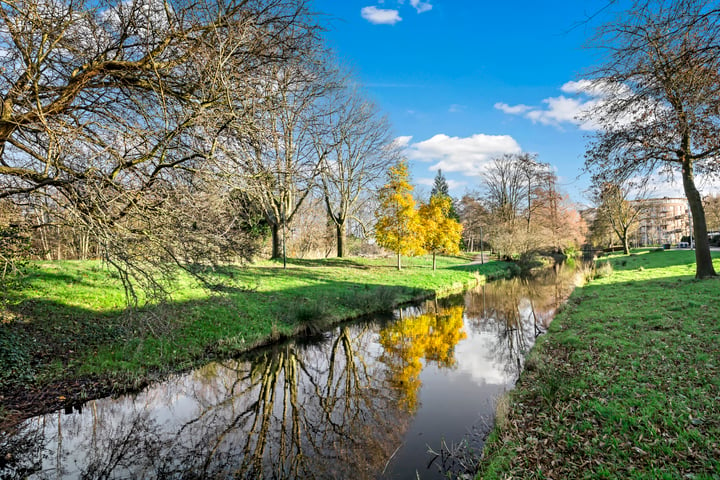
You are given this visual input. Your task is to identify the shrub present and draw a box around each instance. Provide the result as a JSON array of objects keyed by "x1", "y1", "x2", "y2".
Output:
[{"x1": 594, "y1": 261, "x2": 614, "y2": 279}]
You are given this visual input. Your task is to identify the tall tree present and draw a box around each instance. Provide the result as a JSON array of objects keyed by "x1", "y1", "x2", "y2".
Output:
[
  {"x1": 457, "y1": 193, "x2": 489, "y2": 253},
  {"x1": 482, "y1": 154, "x2": 528, "y2": 258},
  {"x1": 531, "y1": 170, "x2": 586, "y2": 253},
  {"x1": 313, "y1": 81, "x2": 397, "y2": 257},
  {"x1": 375, "y1": 160, "x2": 424, "y2": 270},
  {"x1": 226, "y1": 47, "x2": 334, "y2": 260},
  {"x1": 584, "y1": 0, "x2": 720, "y2": 278},
  {"x1": 418, "y1": 195, "x2": 463, "y2": 270}
]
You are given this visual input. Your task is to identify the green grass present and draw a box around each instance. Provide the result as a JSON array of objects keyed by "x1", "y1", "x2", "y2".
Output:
[
  {"x1": 477, "y1": 249, "x2": 720, "y2": 479},
  {"x1": 0, "y1": 253, "x2": 514, "y2": 425}
]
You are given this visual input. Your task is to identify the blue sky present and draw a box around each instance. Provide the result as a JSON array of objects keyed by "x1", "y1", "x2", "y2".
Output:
[{"x1": 311, "y1": 0, "x2": 707, "y2": 204}]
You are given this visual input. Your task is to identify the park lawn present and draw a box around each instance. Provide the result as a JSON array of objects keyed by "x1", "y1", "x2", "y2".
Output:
[
  {"x1": 0, "y1": 253, "x2": 514, "y2": 426},
  {"x1": 477, "y1": 249, "x2": 720, "y2": 479}
]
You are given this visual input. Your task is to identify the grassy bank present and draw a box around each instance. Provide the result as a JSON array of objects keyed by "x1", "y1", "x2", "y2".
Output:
[
  {"x1": 478, "y1": 249, "x2": 720, "y2": 479},
  {"x1": 0, "y1": 254, "x2": 515, "y2": 426}
]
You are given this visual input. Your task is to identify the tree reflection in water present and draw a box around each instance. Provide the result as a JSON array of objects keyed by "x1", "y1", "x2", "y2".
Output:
[
  {"x1": 2, "y1": 323, "x2": 411, "y2": 479},
  {"x1": 462, "y1": 265, "x2": 579, "y2": 384},
  {"x1": 1, "y1": 267, "x2": 578, "y2": 480},
  {"x1": 379, "y1": 304, "x2": 466, "y2": 412}
]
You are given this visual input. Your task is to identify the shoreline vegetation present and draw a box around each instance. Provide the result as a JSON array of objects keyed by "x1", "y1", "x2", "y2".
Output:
[
  {"x1": 0, "y1": 253, "x2": 516, "y2": 429},
  {"x1": 477, "y1": 249, "x2": 720, "y2": 479}
]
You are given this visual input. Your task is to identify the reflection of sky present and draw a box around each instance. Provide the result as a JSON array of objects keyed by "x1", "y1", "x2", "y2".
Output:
[{"x1": 454, "y1": 327, "x2": 514, "y2": 386}]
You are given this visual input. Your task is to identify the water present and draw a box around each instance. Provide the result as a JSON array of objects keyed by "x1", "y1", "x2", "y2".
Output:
[{"x1": 1, "y1": 267, "x2": 579, "y2": 479}]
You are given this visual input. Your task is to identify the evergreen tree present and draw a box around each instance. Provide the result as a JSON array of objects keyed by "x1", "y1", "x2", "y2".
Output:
[
  {"x1": 430, "y1": 169, "x2": 459, "y2": 222},
  {"x1": 430, "y1": 169, "x2": 450, "y2": 198}
]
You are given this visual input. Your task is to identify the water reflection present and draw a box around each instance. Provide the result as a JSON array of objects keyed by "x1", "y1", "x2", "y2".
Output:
[
  {"x1": 1, "y1": 267, "x2": 578, "y2": 480},
  {"x1": 379, "y1": 304, "x2": 466, "y2": 412}
]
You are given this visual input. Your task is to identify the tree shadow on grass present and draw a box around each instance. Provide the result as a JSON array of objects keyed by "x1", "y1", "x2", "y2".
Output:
[{"x1": 278, "y1": 257, "x2": 372, "y2": 269}]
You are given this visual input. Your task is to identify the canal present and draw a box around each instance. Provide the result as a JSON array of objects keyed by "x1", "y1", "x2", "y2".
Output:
[{"x1": 1, "y1": 266, "x2": 579, "y2": 479}]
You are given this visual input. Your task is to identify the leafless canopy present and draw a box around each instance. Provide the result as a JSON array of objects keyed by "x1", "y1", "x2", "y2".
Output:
[
  {"x1": 585, "y1": 0, "x2": 720, "y2": 179},
  {"x1": 313, "y1": 76, "x2": 398, "y2": 257}
]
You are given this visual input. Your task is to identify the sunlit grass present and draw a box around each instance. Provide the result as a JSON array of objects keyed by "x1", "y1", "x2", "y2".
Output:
[{"x1": 478, "y1": 249, "x2": 720, "y2": 479}]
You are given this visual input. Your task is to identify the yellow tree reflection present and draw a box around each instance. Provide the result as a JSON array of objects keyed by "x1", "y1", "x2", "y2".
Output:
[{"x1": 379, "y1": 305, "x2": 466, "y2": 412}]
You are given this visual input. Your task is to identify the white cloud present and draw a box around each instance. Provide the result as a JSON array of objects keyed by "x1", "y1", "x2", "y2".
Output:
[
  {"x1": 448, "y1": 104, "x2": 466, "y2": 113},
  {"x1": 495, "y1": 79, "x2": 650, "y2": 132},
  {"x1": 410, "y1": 0, "x2": 433, "y2": 13},
  {"x1": 361, "y1": 6, "x2": 402, "y2": 25},
  {"x1": 403, "y1": 133, "x2": 522, "y2": 176},
  {"x1": 393, "y1": 135, "x2": 413, "y2": 147},
  {"x1": 525, "y1": 95, "x2": 601, "y2": 131},
  {"x1": 495, "y1": 80, "x2": 613, "y2": 131},
  {"x1": 494, "y1": 102, "x2": 532, "y2": 115}
]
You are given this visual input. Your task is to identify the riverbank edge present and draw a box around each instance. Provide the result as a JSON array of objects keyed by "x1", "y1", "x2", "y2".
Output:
[
  {"x1": 1, "y1": 258, "x2": 516, "y2": 430},
  {"x1": 475, "y1": 250, "x2": 720, "y2": 478}
]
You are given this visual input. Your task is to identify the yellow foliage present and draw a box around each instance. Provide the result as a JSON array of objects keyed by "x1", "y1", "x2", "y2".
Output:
[
  {"x1": 418, "y1": 195, "x2": 463, "y2": 268},
  {"x1": 375, "y1": 161, "x2": 425, "y2": 264},
  {"x1": 378, "y1": 305, "x2": 466, "y2": 412}
]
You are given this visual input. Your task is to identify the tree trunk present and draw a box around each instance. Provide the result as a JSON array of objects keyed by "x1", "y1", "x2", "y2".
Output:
[
  {"x1": 397, "y1": 251, "x2": 401, "y2": 270},
  {"x1": 622, "y1": 230, "x2": 630, "y2": 255},
  {"x1": 681, "y1": 157, "x2": 717, "y2": 278},
  {"x1": 271, "y1": 223, "x2": 282, "y2": 259},
  {"x1": 336, "y1": 222, "x2": 345, "y2": 258},
  {"x1": 432, "y1": 251, "x2": 436, "y2": 271}
]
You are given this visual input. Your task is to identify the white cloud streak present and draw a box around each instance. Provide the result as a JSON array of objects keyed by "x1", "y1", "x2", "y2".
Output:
[
  {"x1": 494, "y1": 102, "x2": 532, "y2": 115},
  {"x1": 361, "y1": 6, "x2": 402, "y2": 25}
]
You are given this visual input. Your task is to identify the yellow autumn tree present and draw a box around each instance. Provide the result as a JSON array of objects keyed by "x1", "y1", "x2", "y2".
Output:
[
  {"x1": 375, "y1": 160, "x2": 424, "y2": 270},
  {"x1": 418, "y1": 195, "x2": 463, "y2": 270}
]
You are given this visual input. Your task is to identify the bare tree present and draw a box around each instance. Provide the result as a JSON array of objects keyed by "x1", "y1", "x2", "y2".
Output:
[
  {"x1": 532, "y1": 171, "x2": 587, "y2": 254},
  {"x1": 591, "y1": 181, "x2": 645, "y2": 254},
  {"x1": 457, "y1": 193, "x2": 488, "y2": 253},
  {"x1": 584, "y1": 0, "x2": 720, "y2": 277},
  {"x1": 482, "y1": 154, "x2": 529, "y2": 258},
  {"x1": 480, "y1": 154, "x2": 585, "y2": 258},
  {"x1": 313, "y1": 81, "x2": 397, "y2": 257},
  {"x1": 0, "y1": 0, "x2": 322, "y2": 297},
  {"x1": 222, "y1": 46, "x2": 334, "y2": 261}
]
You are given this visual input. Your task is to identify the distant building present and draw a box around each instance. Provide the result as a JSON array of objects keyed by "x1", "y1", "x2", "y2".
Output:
[{"x1": 631, "y1": 197, "x2": 690, "y2": 246}]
